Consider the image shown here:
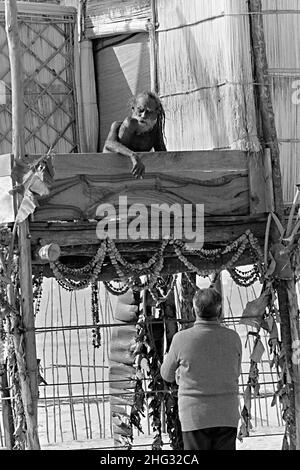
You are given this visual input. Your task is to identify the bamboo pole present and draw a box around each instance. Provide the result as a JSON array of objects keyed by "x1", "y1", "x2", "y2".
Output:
[
  {"x1": 248, "y1": 0, "x2": 300, "y2": 450},
  {"x1": 248, "y1": 0, "x2": 284, "y2": 222},
  {"x1": 5, "y1": 0, "x2": 40, "y2": 449},
  {"x1": 0, "y1": 362, "x2": 15, "y2": 449},
  {"x1": 149, "y1": 0, "x2": 158, "y2": 93}
]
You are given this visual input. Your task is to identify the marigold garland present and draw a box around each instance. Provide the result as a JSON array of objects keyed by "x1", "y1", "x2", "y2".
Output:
[{"x1": 50, "y1": 231, "x2": 265, "y2": 292}]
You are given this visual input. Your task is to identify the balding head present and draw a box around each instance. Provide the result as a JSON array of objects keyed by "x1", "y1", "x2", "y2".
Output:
[{"x1": 193, "y1": 288, "x2": 222, "y2": 320}]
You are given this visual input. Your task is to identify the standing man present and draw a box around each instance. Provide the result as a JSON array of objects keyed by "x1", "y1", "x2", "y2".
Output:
[{"x1": 160, "y1": 287, "x2": 242, "y2": 450}]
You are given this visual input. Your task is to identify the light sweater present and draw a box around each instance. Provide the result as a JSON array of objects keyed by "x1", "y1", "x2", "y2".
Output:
[{"x1": 160, "y1": 319, "x2": 242, "y2": 432}]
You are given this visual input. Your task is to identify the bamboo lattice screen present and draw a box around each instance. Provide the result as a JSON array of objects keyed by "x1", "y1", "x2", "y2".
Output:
[{"x1": 0, "y1": 3, "x2": 79, "y2": 155}]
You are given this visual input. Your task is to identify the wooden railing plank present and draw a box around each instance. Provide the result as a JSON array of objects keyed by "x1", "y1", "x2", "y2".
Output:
[{"x1": 23, "y1": 150, "x2": 251, "y2": 221}]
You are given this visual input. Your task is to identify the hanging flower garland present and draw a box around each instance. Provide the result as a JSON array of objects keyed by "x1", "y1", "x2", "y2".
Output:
[
  {"x1": 50, "y1": 230, "x2": 265, "y2": 293},
  {"x1": 91, "y1": 282, "x2": 101, "y2": 348},
  {"x1": 103, "y1": 280, "x2": 130, "y2": 296},
  {"x1": 106, "y1": 239, "x2": 167, "y2": 291},
  {"x1": 130, "y1": 280, "x2": 185, "y2": 450},
  {"x1": 33, "y1": 268, "x2": 44, "y2": 316},
  {"x1": 228, "y1": 265, "x2": 260, "y2": 287},
  {"x1": 148, "y1": 275, "x2": 177, "y2": 305},
  {"x1": 163, "y1": 381, "x2": 183, "y2": 450},
  {"x1": 130, "y1": 291, "x2": 165, "y2": 450},
  {"x1": 50, "y1": 240, "x2": 108, "y2": 291},
  {"x1": 130, "y1": 305, "x2": 147, "y2": 437},
  {"x1": 0, "y1": 256, "x2": 27, "y2": 449}
]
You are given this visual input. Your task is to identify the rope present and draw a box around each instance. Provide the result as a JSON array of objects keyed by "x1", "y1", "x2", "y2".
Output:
[
  {"x1": 157, "y1": 10, "x2": 300, "y2": 34},
  {"x1": 159, "y1": 80, "x2": 274, "y2": 99}
]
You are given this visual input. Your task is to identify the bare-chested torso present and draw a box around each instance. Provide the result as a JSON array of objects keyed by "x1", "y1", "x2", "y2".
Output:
[
  {"x1": 103, "y1": 118, "x2": 159, "y2": 153},
  {"x1": 102, "y1": 93, "x2": 166, "y2": 178}
]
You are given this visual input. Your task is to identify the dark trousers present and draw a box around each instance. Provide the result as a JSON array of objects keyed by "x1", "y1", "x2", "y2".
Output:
[{"x1": 182, "y1": 427, "x2": 237, "y2": 450}]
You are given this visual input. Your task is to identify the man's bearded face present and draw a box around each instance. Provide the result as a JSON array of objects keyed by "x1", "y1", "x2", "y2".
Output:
[{"x1": 132, "y1": 96, "x2": 158, "y2": 133}]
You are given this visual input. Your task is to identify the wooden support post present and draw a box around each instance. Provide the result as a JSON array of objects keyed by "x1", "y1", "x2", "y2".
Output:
[
  {"x1": 248, "y1": 151, "x2": 268, "y2": 214},
  {"x1": 263, "y1": 148, "x2": 275, "y2": 213},
  {"x1": 248, "y1": 0, "x2": 284, "y2": 221},
  {"x1": 248, "y1": 0, "x2": 300, "y2": 450},
  {"x1": 5, "y1": 0, "x2": 40, "y2": 450}
]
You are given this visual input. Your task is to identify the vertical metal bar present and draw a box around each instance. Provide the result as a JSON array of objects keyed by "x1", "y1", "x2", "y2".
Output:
[
  {"x1": 58, "y1": 285, "x2": 77, "y2": 440},
  {"x1": 50, "y1": 279, "x2": 56, "y2": 443},
  {"x1": 84, "y1": 295, "x2": 92, "y2": 439},
  {"x1": 74, "y1": 291, "x2": 89, "y2": 438},
  {"x1": 42, "y1": 291, "x2": 50, "y2": 444},
  {"x1": 68, "y1": 291, "x2": 78, "y2": 439},
  {"x1": 55, "y1": 305, "x2": 63, "y2": 441}
]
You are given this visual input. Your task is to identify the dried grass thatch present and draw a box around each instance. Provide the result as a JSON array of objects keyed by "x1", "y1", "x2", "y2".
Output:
[
  {"x1": 85, "y1": 0, "x2": 151, "y2": 38},
  {"x1": 262, "y1": 0, "x2": 300, "y2": 203},
  {"x1": 156, "y1": 0, "x2": 260, "y2": 153}
]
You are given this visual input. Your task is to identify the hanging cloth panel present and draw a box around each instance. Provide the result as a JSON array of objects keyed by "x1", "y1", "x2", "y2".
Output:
[{"x1": 94, "y1": 33, "x2": 151, "y2": 151}]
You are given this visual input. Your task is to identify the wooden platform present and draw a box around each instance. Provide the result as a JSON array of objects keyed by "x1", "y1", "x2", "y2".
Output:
[{"x1": 0, "y1": 150, "x2": 273, "y2": 278}]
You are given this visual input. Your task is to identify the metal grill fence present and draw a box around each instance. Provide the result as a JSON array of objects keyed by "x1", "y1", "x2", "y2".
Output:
[{"x1": 0, "y1": 273, "x2": 286, "y2": 449}]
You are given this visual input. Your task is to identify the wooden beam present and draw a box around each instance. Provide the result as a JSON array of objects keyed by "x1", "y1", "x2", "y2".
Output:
[
  {"x1": 25, "y1": 150, "x2": 248, "y2": 177},
  {"x1": 20, "y1": 150, "x2": 253, "y2": 222},
  {"x1": 247, "y1": 150, "x2": 267, "y2": 213},
  {"x1": 5, "y1": 0, "x2": 40, "y2": 450},
  {"x1": 28, "y1": 215, "x2": 267, "y2": 253}
]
